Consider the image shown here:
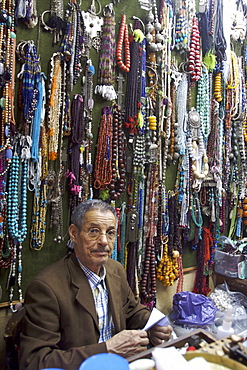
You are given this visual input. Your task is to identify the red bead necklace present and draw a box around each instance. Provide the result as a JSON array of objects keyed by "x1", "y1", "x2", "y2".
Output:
[
  {"x1": 116, "y1": 14, "x2": 130, "y2": 73},
  {"x1": 189, "y1": 16, "x2": 201, "y2": 82},
  {"x1": 94, "y1": 106, "x2": 113, "y2": 190}
]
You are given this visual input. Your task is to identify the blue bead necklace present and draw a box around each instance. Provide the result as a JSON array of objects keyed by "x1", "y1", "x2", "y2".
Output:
[
  {"x1": 7, "y1": 150, "x2": 28, "y2": 242},
  {"x1": 7, "y1": 143, "x2": 28, "y2": 311}
]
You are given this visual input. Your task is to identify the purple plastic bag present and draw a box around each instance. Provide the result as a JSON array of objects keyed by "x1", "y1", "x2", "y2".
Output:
[{"x1": 170, "y1": 291, "x2": 217, "y2": 326}]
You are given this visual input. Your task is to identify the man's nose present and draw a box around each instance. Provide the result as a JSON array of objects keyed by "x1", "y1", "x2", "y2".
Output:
[{"x1": 98, "y1": 232, "x2": 108, "y2": 243}]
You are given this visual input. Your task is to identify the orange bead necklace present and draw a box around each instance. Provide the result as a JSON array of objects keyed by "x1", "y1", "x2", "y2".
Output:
[{"x1": 116, "y1": 14, "x2": 130, "y2": 73}]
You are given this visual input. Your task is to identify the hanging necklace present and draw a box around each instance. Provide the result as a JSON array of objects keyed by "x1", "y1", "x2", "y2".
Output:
[
  {"x1": 7, "y1": 138, "x2": 29, "y2": 311},
  {"x1": 94, "y1": 106, "x2": 113, "y2": 191},
  {"x1": 116, "y1": 14, "x2": 130, "y2": 73},
  {"x1": 108, "y1": 103, "x2": 126, "y2": 201},
  {"x1": 196, "y1": 65, "x2": 210, "y2": 141},
  {"x1": 95, "y1": 4, "x2": 117, "y2": 101},
  {"x1": 140, "y1": 164, "x2": 158, "y2": 308},
  {"x1": 188, "y1": 15, "x2": 201, "y2": 82},
  {"x1": 47, "y1": 52, "x2": 62, "y2": 161}
]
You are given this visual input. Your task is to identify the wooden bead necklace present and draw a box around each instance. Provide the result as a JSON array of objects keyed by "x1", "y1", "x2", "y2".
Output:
[
  {"x1": 68, "y1": 94, "x2": 85, "y2": 200},
  {"x1": 108, "y1": 103, "x2": 126, "y2": 201},
  {"x1": 140, "y1": 164, "x2": 158, "y2": 307},
  {"x1": 124, "y1": 22, "x2": 141, "y2": 134}
]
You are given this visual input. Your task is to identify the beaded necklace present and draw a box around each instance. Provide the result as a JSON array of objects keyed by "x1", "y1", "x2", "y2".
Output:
[
  {"x1": 94, "y1": 106, "x2": 113, "y2": 191},
  {"x1": 67, "y1": 94, "x2": 85, "y2": 205},
  {"x1": 48, "y1": 53, "x2": 62, "y2": 161},
  {"x1": 95, "y1": 4, "x2": 117, "y2": 101},
  {"x1": 0, "y1": 152, "x2": 13, "y2": 268},
  {"x1": 157, "y1": 191, "x2": 179, "y2": 286},
  {"x1": 17, "y1": 41, "x2": 40, "y2": 134},
  {"x1": 196, "y1": 65, "x2": 210, "y2": 141},
  {"x1": 140, "y1": 164, "x2": 158, "y2": 308},
  {"x1": 116, "y1": 14, "x2": 130, "y2": 73},
  {"x1": 124, "y1": 21, "x2": 141, "y2": 134},
  {"x1": 7, "y1": 143, "x2": 28, "y2": 243},
  {"x1": 174, "y1": 0, "x2": 189, "y2": 53},
  {"x1": 78, "y1": 55, "x2": 95, "y2": 202},
  {"x1": 188, "y1": 16, "x2": 201, "y2": 82},
  {"x1": 108, "y1": 103, "x2": 126, "y2": 201},
  {"x1": 0, "y1": 0, "x2": 15, "y2": 276},
  {"x1": 7, "y1": 138, "x2": 29, "y2": 311}
]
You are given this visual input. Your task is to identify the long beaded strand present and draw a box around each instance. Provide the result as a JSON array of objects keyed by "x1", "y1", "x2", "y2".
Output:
[
  {"x1": 94, "y1": 4, "x2": 117, "y2": 101},
  {"x1": 7, "y1": 140, "x2": 29, "y2": 311},
  {"x1": 94, "y1": 106, "x2": 113, "y2": 192}
]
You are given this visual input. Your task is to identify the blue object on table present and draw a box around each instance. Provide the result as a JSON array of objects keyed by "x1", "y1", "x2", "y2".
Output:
[{"x1": 78, "y1": 353, "x2": 130, "y2": 370}]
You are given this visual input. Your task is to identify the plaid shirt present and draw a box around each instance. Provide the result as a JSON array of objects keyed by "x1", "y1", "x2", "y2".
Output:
[{"x1": 77, "y1": 259, "x2": 115, "y2": 342}]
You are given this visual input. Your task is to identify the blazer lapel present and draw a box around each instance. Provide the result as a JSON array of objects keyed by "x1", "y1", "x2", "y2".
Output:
[
  {"x1": 105, "y1": 263, "x2": 122, "y2": 333},
  {"x1": 67, "y1": 253, "x2": 99, "y2": 327}
]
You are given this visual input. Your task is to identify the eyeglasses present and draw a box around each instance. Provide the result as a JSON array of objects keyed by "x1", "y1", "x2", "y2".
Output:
[{"x1": 83, "y1": 228, "x2": 117, "y2": 241}]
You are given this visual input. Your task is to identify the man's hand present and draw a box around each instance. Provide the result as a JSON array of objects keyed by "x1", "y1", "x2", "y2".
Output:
[
  {"x1": 147, "y1": 324, "x2": 173, "y2": 346},
  {"x1": 106, "y1": 329, "x2": 149, "y2": 357}
]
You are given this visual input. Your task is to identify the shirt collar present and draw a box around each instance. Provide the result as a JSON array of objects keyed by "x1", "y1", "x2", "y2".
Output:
[{"x1": 76, "y1": 257, "x2": 106, "y2": 290}]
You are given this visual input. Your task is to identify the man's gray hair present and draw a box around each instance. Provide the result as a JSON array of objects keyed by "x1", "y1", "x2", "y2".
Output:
[{"x1": 71, "y1": 199, "x2": 117, "y2": 230}]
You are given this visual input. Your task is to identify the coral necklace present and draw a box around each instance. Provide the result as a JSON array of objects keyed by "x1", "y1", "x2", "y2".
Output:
[{"x1": 116, "y1": 14, "x2": 130, "y2": 73}]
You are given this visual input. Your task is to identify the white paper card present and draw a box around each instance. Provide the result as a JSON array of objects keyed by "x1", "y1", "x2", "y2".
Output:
[{"x1": 142, "y1": 307, "x2": 170, "y2": 331}]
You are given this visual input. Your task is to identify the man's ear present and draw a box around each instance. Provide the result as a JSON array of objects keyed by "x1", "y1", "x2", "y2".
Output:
[{"x1": 68, "y1": 224, "x2": 78, "y2": 240}]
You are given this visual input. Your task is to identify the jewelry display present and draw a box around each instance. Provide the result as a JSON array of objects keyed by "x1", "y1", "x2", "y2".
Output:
[{"x1": 3, "y1": 0, "x2": 247, "y2": 308}]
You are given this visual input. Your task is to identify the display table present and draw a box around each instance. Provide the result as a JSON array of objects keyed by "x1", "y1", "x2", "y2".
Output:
[
  {"x1": 127, "y1": 329, "x2": 247, "y2": 369},
  {"x1": 126, "y1": 329, "x2": 216, "y2": 363}
]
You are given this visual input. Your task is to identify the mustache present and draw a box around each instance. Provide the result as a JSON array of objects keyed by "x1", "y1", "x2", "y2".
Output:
[{"x1": 92, "y1": 248, "x2": 110, "y2": 253}]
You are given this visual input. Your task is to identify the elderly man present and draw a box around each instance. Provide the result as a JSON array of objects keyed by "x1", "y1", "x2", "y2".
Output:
[{"x1": 20, "y1": 199, "x2": 172, "y2": 370}]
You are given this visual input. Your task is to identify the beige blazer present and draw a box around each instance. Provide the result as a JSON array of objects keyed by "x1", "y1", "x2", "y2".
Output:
[{"x1": 20, "y1": 252, "x2": 150, "y2": 370}]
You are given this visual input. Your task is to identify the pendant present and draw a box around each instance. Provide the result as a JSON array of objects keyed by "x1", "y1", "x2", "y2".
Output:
[
  {"x1": 82, "y1": 11, "x2": 103, "y2": 52},
  {"x1": 188, "y1": 108, "x2": 201, "y2": 129}
]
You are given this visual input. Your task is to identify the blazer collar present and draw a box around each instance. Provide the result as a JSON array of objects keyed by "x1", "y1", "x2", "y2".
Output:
[
  {"x1": 67, "y1": 253, "x2": 122, "y2": 332},
  {"x1": 67, "y1": 253, "x2": 98, "y2": 325}
]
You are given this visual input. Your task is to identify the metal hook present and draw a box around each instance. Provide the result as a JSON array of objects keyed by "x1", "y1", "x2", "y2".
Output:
[{"x1": 132, "y1": 16, "x2": 145, "y2": 32}]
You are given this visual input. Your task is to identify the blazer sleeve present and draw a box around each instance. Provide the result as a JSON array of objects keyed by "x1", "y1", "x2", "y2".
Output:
[{"x1": 19, "y1": 279, "x2": 107, "y2": 370}]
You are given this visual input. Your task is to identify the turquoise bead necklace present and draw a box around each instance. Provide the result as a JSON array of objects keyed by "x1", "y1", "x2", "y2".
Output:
[{"x1": 7, "y1": 141, "x2": 28, "y2": 311}]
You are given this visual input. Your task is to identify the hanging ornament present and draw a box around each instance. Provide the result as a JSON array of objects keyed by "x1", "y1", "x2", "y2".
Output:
[
  {"x1": 40, "y1": 0, "x2": 65, "y2": 43},
  {"x1": 95, "y1": 4, "x2": 117, "y2": 101},
  {"x1": 82, "y1": 0, "x2": 103, "y2": 52}
]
